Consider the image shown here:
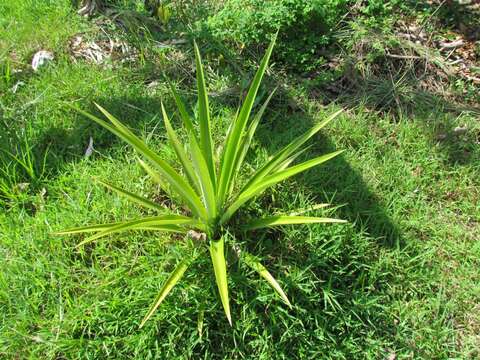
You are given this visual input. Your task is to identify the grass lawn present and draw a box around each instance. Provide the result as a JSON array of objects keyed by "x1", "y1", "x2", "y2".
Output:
[{"x1": 1, "y1": 1, "x2": 479, "y2": 358}]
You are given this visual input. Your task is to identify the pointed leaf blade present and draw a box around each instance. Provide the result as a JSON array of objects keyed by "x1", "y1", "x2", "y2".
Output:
[
  {"x1": 193, "y1": 41, "x2": 216, "y2": 185},
  {"x1": 137, "y1": 158, "x2": 172, "y2": 195},
  {"x1": 161, "y1": 102, "x2": 200, "y2": 192},
  {"x1": 95, "y1": 179, "x2": 164, "y2": 212},
  {"x1": 243, "y1": 216, "x2": 346, "y2": 231},
  {"x1": 53, "y1": 223, "x2": 117, "y2": 235},
  {"x1": 243, "y1": 251, "x2": 291, "y2": 307},
  {"x1": 164, "y1": 91, "x2": 216, "y2": 217},
  {"x1": 229, "y1": 88, "x2": 276, "y2": 197},
  {"x1": 189, "y1": 130, "x2": 217, "y2": 219},
  {"x1": 217, "y1": 35, "x2": 277, "y2": 206},
  {"x1": 209, "y1": 237, "x2": 231, "y2": 325},
  {"x1": 243, "y1": 109, "x2": 343, "y2": 190},
  {"x1": 76, "y1": 224, "x2": 185, "y2": 247},
  {"x1": 169, "y1": 81, "x2": 195, "y2": 134},
  {"x1": 221, "y1": 150, "x2": 344, "y2": 223},
  {"x1": 75, "y1": 215, "x2": 195, "y2": 247},
  {"x1": 139, "y1": 259, "x2": 190, "y2": 328},
  {"x1": 88, "y1": 103, "x2": 207, "y2": 219}
]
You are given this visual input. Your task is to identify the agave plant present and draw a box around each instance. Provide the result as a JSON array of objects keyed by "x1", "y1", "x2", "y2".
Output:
[{"x1": 57, "y1": 35, "x2": 345, "y2": 327}]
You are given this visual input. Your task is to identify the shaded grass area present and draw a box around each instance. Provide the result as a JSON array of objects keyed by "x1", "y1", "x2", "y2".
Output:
[{"x1": 1, "y1": 1, "x2": 479, "y2": 359}]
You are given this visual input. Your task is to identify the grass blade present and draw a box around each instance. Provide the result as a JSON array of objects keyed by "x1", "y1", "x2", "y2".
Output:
[
  {"x1": 221, "y1": 150, "x2": 343, "y2": 223},
  {"x1": 243, "y1": 251, "x2": 291, "y2": 307},
  {"x1": 243, "y1": 215, "x2": 346, "y2": 231},
  {"x1": 287, "y1": 203, "x2": 331, "y2": 216},
  {"x1": 95, "y1": 178, "x2": 164, "y2": 212},
  {"x1": 139, "y1": 258, "x2": 190, "y2": 328},
  {"x1": 217, "y1": 35, "x2": 277, "y2": 206},
  {"x1": 193, "y1": 41, "x2": 216, "y2": 185},
  {"x1": 209, "y1": 237, "x2": 231, "y2": 325}
]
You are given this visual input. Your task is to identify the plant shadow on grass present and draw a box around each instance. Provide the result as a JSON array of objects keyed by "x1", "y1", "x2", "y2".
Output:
[
  {"x1": 432, "y1": 0, "x2": 480, "y2": 41},
  {"x1": 0, "y1": 94, "x2": 167, "y2": 212},
  {"x1": 261, "y1": 107, "x2": 401, "y2": 247}
]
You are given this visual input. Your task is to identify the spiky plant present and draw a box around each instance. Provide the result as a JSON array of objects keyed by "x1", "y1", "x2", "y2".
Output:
[{"x1": 57, "y1": 36, "x2": 345, "y2": 327}]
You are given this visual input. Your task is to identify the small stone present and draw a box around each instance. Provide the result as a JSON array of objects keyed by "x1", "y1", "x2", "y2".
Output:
[
  {"x1": 31, "y1": 50, "x2": 54, "y2": 71},
  {"x1": 387, "y1": 353, "x2": 396, "y2": 360},
  {"x1": 453, "y1": 126, "x2": 467, "y2": 135}
]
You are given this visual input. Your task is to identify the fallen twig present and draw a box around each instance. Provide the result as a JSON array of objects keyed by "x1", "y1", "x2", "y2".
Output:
[
  {"x1": 385, "y1": 53, "x2": 422, "y2": 60},
  {"x1": 439, "y1": 39, "x2": 465, "y2": 50}
]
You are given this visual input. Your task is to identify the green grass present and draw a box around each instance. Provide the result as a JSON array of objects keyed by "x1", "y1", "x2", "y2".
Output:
[
  {"x1": 1, "y1": 1, "x2": 479, "y2": 359},
  {"x1": 0, "y1": 0, "x2": 84, "y2": 61}
]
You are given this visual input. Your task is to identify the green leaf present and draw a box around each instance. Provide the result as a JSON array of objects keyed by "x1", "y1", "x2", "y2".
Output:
[
  {"x1": 137, "y1": 158, "x2": 171, "y2": 195},
  {"x1": 168, "y1": 87, "x2": 217, "y2": 217},
  {"x1": 74, "y1": 103, "x2": 207, "y2": 219},
  {"x1": 76, "y1": 225, "x2": 184, "y2": 247},
  {"x1": 75, "y1": 215, "x2": 196, "y2": 247},
  {"x1": 56, "y1": 221, "x2": 184, "y2": 241},
  {"x1": 243, "y1": 251, "x2": 291, "y2": 308},
  {"x1": 243, "y1": 109, "x2": 343, "y2": 190},
  {"x1": 188, "y1": 128, "x2": 217, "y2": 220},
  {"x1": 139, "y1": 258, "x2": 190, "y2": 328},
  {"x1": 217, "y1": 34, "x2": 277, "y2": 206},
  {"x1": 243, "y1": 215, "x2": 346, "y2": 231},
  {"x1": 221, "y1": 150, "x2": 344, "y2": 224},
  {"x1": 161, "y1": 102, "x2": 200, "y2": 193},
  {"x1": 54, "y1": 223, "x2": 119, "y2": 235},
  {"x1": 229, "y1": 88, "x2": 277, "y2": 197},
  {"x1": 209, "y1": 237, "x2": 231, "y2": 325},
  {"x1": 194, "y1": 41, "x2": 216, "y2": 186},
  {"x1": 169, "y1": 81, "x2": 195, "y2": 134},
  {"x1": 167, "y1": 108, "x2": 217, "y2": 220},
  {"x1": 275, "y1": 145, "x2": 311, "y2": 172},
  {"x1": 95, "y1": 178, "x2": 164, "y2": 212}
]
